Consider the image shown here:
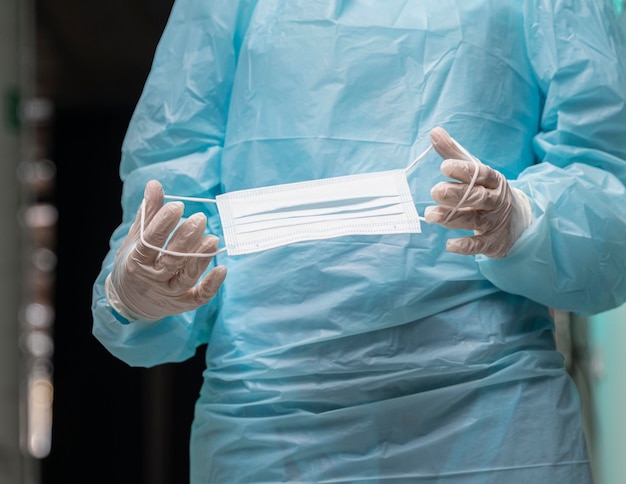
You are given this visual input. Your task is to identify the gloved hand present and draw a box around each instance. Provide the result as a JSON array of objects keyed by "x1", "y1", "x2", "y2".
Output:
[
  {"x1": 105, "y1": 180, "x2": 227, "y2": 321},
  {"x1": 424, "y1": 127, "x2": 532, "y2": 259}
]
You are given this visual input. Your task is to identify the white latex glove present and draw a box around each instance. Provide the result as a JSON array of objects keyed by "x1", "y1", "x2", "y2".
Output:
[
  {"x1": 424, "y1": 127, "x2": 532, "y2": 259},
  {"x1": 105, "y1": 180, "x2": 227, "y2": 321}
]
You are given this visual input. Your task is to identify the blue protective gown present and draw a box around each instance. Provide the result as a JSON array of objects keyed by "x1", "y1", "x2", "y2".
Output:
[{"x1": 92, "y1": 1, "x2": 626, "y2": 482}]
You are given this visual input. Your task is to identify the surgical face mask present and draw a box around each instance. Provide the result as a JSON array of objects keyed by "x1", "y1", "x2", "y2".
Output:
[{"x1": 140, "y1": 143, "x2": 475, "y2": 257}]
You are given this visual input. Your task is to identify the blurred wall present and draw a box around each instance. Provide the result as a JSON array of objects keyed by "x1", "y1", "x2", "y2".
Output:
[
  {"x1": 589, "y1": 306, "x2": 626, "y2": 484},
  {"x1": 585, "y1": 5, "x2": 626, "y2": 484},
  {"x1": 0, "y1": 0, "x2": 39, "y2": 482}
]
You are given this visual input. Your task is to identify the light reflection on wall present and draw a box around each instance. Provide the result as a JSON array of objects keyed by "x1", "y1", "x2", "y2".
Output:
[{"x1": 17, "y1": 97, "x2": 57, "y2": 460}]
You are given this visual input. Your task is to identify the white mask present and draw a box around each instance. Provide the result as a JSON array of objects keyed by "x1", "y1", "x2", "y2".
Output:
[{"x1": 141, "y1": 145, "x2": 435, "y2": 257}]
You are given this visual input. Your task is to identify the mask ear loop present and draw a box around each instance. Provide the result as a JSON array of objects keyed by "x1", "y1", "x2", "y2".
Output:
[
  {"x1": 139, "y1": 195, "x2": 227, "y2": 258},
  {"x1": 404, "y1": 144, "x2": 433, "y2": 175},
  {"x1": 443, "y1": 140, "x2": 480, "y2": 223},
  {"x1": 403, "y1": 140, "x2": 481, "y2": 224},
  {"x1": 405, "y1": 145, "x2": 435, "y2": 223}
]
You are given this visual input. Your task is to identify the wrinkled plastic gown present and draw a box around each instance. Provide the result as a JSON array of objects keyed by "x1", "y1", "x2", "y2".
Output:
[{"x1": 92, "y1": 0, "x2": 626, "y2": 482}]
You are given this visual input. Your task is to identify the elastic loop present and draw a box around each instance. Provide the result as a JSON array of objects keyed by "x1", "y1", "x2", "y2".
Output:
[
  {"x1": 443, "y1": 141, "x2": 481, "y2": 223},
  {"x1": 404, "y1": 144, "x2": 434, "y2": 175},
  {"x1": 163, "y1": 194, "x2": 218, "y2": 204},
  {"x1": 139, "y1": 200, "x2": 227, "y2": 258}
]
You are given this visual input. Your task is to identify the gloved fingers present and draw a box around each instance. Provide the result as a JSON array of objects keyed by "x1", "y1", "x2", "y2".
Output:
[
  {"x1": 164, "y1": 212, "x2": 207, "y2": 254},
  {"x1": 143, "y1": 179, "x2": 166, "y2": 219},
  {"x1": 170, "y1": 234, "x2": 220, "y2": 290},
  {"x1": 185, "y1": 234, "x2": 220, "y2": 274},
  {"x1": 423, "y1": 204, "x2": 451, "y2": 225},
  {"x1": 191, "y1": 265, "x2": 228, "y2": 305},
  {"x1": 167, "y1": 265, "x2": 227, "y2": 314},
  {"x1": 425, "y1": 205, "x2": 501, "y2": 234},
  {"x1": 134, "y1": 201, "x2": 185, "y2": 266},
  {"x1": 127, "y1": 180, "x2": 166, "y2": 240},
  {"x1": 430, "y1": 180, "x2": 506, "y2": 212},
  {"x1": 154, "y1": 211, "x2": 207, "y2": 272},
  {"x1": 439, "y1": 159, "x2": 502, "y2": 190},
  {"x1": 428, "y1": 127, "x2": 529, "y2": 259},
  {"x1": 430, "y1": 126, "x2": 469, "y2": 161},
  {"x1": 424, "y1": 205, "x2": 484, "y2": 231},
  {"x1": 446, "y1": 234, "x2": 509, "y2": 259}
]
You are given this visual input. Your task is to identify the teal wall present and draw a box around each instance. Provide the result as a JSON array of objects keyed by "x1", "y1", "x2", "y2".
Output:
[
  {"x1": 590, "y1": 305, "x2": 626, "y2": 484},
  {"x1": 589, "y1": 4, "x2": 626, "y2": 483}
]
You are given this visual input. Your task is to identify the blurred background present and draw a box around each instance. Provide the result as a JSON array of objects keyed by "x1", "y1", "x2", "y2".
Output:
[
  {"x1": 0, "y1": 1, "x2": 625, "y2": 483},
  {"x1": 1, "y1": 1, "x2": 206, "y2": 483}
]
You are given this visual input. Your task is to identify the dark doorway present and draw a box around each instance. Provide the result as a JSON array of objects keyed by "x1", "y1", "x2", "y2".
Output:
[{"x1": 35, "y1": 3, "x2": 207, "y2": 483}]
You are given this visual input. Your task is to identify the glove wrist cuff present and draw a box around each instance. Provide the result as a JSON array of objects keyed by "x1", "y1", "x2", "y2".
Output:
[
  {"x1": 105, "y1": 274, "x2": 143, "y2": 322},
  {"x1": 511, "y1": 187, "x2": 533, "y2": 238}
]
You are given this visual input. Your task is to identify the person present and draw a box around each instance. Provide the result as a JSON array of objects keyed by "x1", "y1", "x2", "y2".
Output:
[{"x1": 92, "y1": 1, "x2": 626, "y2": 482}]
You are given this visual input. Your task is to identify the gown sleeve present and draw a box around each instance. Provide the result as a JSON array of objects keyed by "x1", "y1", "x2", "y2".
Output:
[
  {"x1": 478, "y1": 0, "x2": 626, "y2": 316},
  {"x1": 91, "y1": 0, "x2": 256, "y2": 367}
]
